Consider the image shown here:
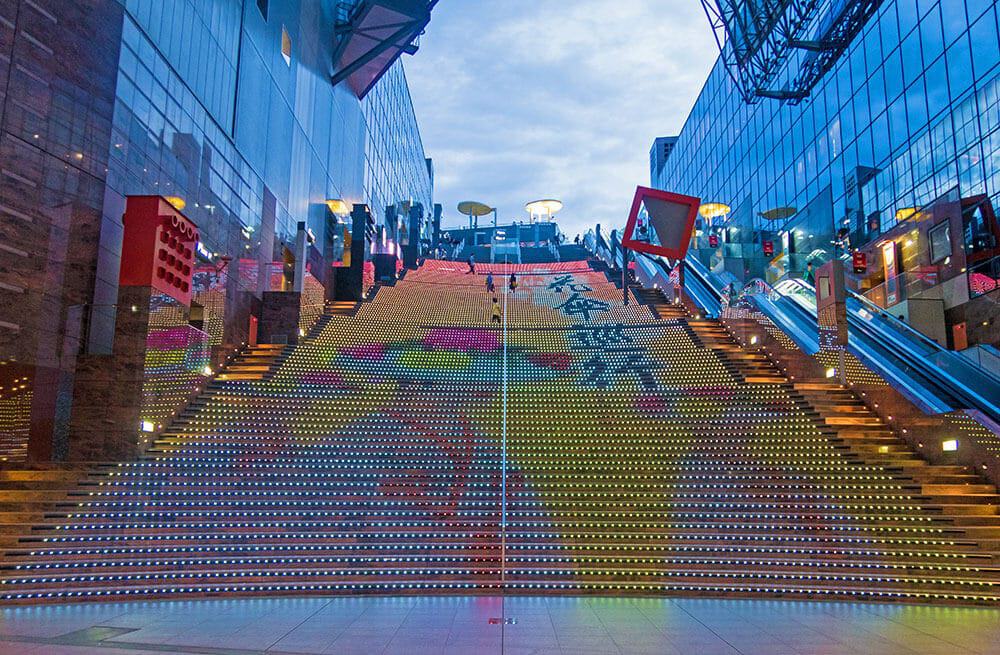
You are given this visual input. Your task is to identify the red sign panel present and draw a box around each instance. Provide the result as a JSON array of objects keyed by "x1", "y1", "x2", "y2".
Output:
[
  {"x1": 853, "y1": 251, "x2": 867, "y2": 274},
  {"x1": 621, "y1": 186, "x2": 701, "y2": 260},
  {"x1": 763, "y1": 240, "x2": 774, "y2": 256},
  {"x1": 708, "y1": 235, "x2": 719, "y2": 248},
  {"x1": 120, "y1": 196, "x2": 199, "y2": 305}
]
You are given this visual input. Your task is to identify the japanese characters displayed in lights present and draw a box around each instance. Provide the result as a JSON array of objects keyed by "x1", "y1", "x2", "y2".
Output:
[{"x1": 1, "y1": 258, "x2": 991, "y2": 602}]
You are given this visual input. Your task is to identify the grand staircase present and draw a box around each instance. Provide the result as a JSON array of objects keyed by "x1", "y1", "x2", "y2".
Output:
[{"x1": 0, "y1": 260, "x2": 997, "y2": 604}]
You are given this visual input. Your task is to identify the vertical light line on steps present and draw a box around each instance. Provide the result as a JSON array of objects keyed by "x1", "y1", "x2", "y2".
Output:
[{"x1": 501, "y1": 254, "x2": 509, "y2": 649}]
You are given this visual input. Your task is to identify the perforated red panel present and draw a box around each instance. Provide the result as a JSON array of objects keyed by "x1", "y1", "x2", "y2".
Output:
[
  {"x1": 621, "y1": 186, "x2": 700, "y2": 260},
  {"x1": 120, "y1": 196, "x2": 199, "y2": 306}
]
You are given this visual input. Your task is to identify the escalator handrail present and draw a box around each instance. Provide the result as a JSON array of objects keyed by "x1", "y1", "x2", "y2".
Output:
[
  {"x1": 845, "y1": 287, "x2": 950, "y2": 356},
  {"x1": 760, "y1": 277, "x2": 1000, "y2": 419},
  {"x1": 736, "y1": 276, "x2": 961, "y2": 412},
  {"x1": 737, "y1": 277, "x2": 803, "y2": 305},
  {"x1": 736, "y1": 277, "x2": 821, "y2": 335},
  {"x1": 841, "y1": 285, "x2": 1000, "y2": 396},
  {"x1": 637, "y1": 252, "x2": 722, "y2": 317},
  {"x1": 596, "y1": 232, "x2": 610, "y2": 252},
  {"x1": 783, "y1": 277, "x2": 964, "y2": 362},
  {"x1": 683, "y1": 254, "x2": 723, "y2": 301}
]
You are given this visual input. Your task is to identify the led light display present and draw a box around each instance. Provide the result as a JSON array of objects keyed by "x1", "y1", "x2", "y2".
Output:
[
  {"x1": 138, "y1": 294, "x2": 211, "y2": 449},
  {"x1": 1, "y1": 260, "x2": 998, "y2": 604}
]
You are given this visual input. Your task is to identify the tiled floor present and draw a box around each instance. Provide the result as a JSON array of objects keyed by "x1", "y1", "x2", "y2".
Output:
[{"x1": 0, "y1": 596, "x2": 997, "y2": 654}]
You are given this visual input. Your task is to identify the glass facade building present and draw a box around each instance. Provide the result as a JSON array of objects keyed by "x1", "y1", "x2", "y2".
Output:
[
  {"x1": 0, "y1": 0, "x2": 435, "y2": 461},
  {"x1": 653, "y1": 0, "x2": 1000, "y2": 350},
  {"x1": 364, "y1": 63, "x2": 434, "y2": 243},
  {"x1": 101, "y1": 0, "x2": 433, "y2": 349}
]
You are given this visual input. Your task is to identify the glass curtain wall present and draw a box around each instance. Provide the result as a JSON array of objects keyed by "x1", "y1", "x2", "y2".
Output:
[{"x1": 656, "y1": 0, "x2": 1000, "y2": 291}]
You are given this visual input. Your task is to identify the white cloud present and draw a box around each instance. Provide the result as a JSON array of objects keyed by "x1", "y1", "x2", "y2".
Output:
[{"x1": 406, "y1": 0, "x2": 717, "y2": 237}]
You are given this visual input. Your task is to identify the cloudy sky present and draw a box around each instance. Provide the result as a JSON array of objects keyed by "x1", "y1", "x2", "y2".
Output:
[{"x1": 405, "y1": 1, "x2": 718, "y2": 238}]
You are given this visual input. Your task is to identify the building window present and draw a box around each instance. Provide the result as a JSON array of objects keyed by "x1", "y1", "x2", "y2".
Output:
[
  {"x1": 256, "y1": 0, "x2": 267, "y2": 20},
  {"x1": 281, "y1": 26, "x2": 292, "y2": 65}
]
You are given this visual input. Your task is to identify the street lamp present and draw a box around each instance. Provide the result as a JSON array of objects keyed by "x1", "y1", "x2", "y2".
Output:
[{"x1": 525, "y1": 199, "x2": 563, "y2": 224}]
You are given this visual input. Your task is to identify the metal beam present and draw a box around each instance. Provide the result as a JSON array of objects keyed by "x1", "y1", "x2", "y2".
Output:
[
  {"x1": 699, "y1": 0, "x2": 883, "y2": 105},
  {"x1": 331, "y1": 1, "x2": 436, "y2": 96}
]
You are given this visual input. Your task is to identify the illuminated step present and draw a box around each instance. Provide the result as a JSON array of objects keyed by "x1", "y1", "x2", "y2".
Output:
[
  {"x1": 8, "y1": 552, "x2": 984, "y2": 577},
  {"x1": 5, "y1": 258, "x2": 996, "y2": 606},
  {"x1": 5, "y1": 561, "x2": 996, "y2": 591},
  {"x1": 4, "y1": 580, "x2": 997, "y2": 604},
  {"x1": 6, "y1": 539, "x2": 981, "y2": 559}
]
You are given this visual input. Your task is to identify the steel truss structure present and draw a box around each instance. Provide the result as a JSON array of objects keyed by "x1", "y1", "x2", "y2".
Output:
[
  {"x1": 331, "y1": 0, "x2": 439, "y2": 99},
  {"x1": 700, "y1": 0, "x2": 885, "y2": 104}
]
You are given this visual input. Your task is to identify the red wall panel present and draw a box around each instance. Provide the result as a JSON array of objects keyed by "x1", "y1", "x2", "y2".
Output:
[{"x1": 120, "y1": 196, "x2": 199, "y2": 306}]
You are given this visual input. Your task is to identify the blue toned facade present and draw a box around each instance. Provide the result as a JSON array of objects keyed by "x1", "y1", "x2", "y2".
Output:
[
  {"x1": 99, "y1": 0, "x2": 434, "y2": 350},
  {"x1": 364, "y1": 63, "x2": 435, "y2": 248},
  {"x1": 0, "y1": 0, "x2": 435, "y2": 462},
  {"x1": 654, "y1": 0, "x2": 1000, "y2": 350}
]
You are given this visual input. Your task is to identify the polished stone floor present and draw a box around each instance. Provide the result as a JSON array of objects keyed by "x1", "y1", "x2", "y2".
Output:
[{"x1": 0, "y1": 596, "x2": 997, "y2": 655}]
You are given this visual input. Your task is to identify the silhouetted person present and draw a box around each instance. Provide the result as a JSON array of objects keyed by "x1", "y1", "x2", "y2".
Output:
[
  {"x1": 509, "y1": 273, "x2": 518, "y2": 292},
  {"x1": 486, "y1": 272, "x2": 495, "y2": 293},
  {"x1": 468, "y1": 253, "x2": 475, "y2": 274}
]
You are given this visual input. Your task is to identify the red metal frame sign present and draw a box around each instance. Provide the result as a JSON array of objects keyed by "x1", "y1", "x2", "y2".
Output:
[{"x1": 621, "y1": 186, "x2": 701, "y2": 260}]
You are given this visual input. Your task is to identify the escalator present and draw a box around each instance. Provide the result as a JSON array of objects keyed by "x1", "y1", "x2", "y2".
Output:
[
  {"x1": 683, "y1": 256, "x2": 1000, "y2": 425},
  {"x1": 676, "y1": 255, "x2": 722, "y2": 319}
]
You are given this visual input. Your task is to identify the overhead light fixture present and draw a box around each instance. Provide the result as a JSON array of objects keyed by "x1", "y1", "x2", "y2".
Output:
[
  {"x1": 942, "y1": 439, "x2": 958, "y2": 452},
  {"x1": 164, "y1": 196, "x2": 186, "y2": 211},
  {"x1": 699, "y1": 202, "x2": 731, "y2": 219},
  {"x1": 525, "y1": 199, "x2": 563, "y2": 219},
  {"x1": 326, "y1": 199, "x2": 351, "y2": 215}
]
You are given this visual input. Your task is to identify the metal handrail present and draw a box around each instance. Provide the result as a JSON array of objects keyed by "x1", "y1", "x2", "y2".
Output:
[
  {"x1": 683, "y1": 255, "x2": 723, "y2": 302},
  {"x1": 771, "y1": 276, "x2": 959, "y2": 360},
  {"x1": 737, "y1": 277, "x2": 782, "y2": 299},
  {"x1": 755, "y1": 276, "x2": 1000, "y2": 419},
  {"x1": 845, "y1": 287, "x2": 947, "y2": 354}
]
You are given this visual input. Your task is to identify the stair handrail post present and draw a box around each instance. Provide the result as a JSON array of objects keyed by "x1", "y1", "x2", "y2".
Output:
[{"x1": 622, "y1": 246, "x2": 629, "y2": 306}]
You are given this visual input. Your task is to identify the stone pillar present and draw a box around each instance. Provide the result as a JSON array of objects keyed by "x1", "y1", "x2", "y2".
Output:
[
  {"x1": 65, "y1": 197, "x2": 203, "y2": 462},
  {"x1": 259, "y1": 292, "x2": 302, "y2": 344},
  {"x1": 336, "y1": 204, "x2": 370, "y2": 301},
  {"x1": 403, "y1": 203, "x2": 423, "y2": 268},
  {"x1": 816, "y1": 260, "x2": 848, "y2": 346},
  {"x1": 373, "y1": 253, "x2": 398, "y2": 283},
  {"x1": 293, "y1": 222, "x2": 308, "y2": 293},
  {"x1": 816, "y1": 259, "x2": 849, "y2": 384}
]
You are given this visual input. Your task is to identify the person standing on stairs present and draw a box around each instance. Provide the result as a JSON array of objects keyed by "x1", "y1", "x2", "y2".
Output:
[
  {"x1": 468, "y1": 253, "x2": 476, "y2": 274},
  {"x1": 491, "y1": 297, "x2": 502, "y2": 325},
  {"x1": 486, "y1": 272, "x2": 495, "y2": 293},
  {"x1": 509, "y1": 273, "x2": 518, "y2": 293}
]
